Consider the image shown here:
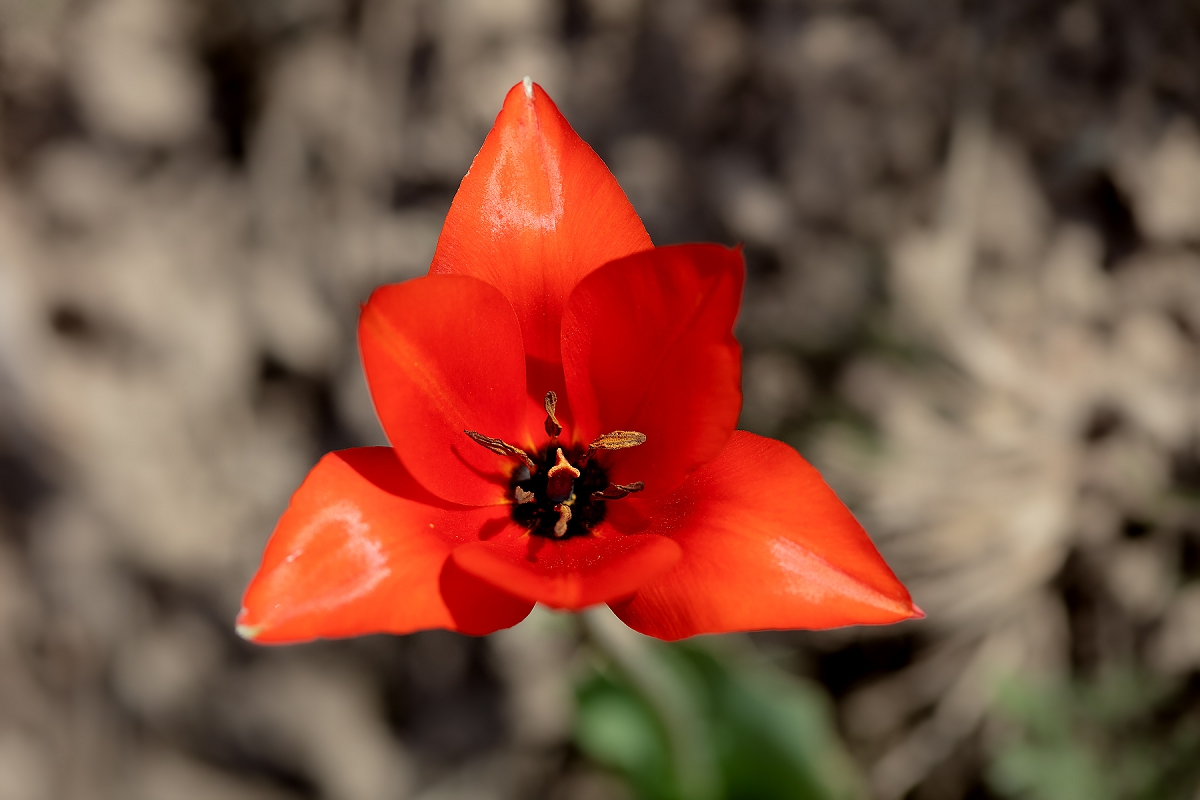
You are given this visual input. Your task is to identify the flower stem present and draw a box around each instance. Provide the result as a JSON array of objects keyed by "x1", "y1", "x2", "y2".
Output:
[{"x1": 580, "y1": 607, "x2": 721, "y2": 800}]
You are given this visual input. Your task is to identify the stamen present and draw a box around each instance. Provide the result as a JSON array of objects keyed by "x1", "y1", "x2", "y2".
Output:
[
  {"x1": 552, "y1": 503, "x2": 572, "y2": 537},
  {"x1": 464, "y1": 430, "x2": 536, "y2": 470},
  {"x1": 509, "y1": 442, "x2": 630, "y2": 539},
  {"x1": 545, "y1": 447, "x2": 580, "y2": 499},
  {"x1": 589, "y1": 430, "x2": 648, "y2": 450},
  {"x1": 544, "y1": 391, "x2": 563, "y2": 439},
  {"x1": 581, "y1": 430, "x2": 646, "y2": 465},
  {"x1": 592, "y1": 481, "x2": 645, "y2": 500}
]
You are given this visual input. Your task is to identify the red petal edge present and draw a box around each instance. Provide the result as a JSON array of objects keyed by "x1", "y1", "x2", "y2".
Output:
[
  {"x1": 451, "y1": 524, "x2": 681, "y2": 611},
  {"x1": 429, "y1": 80, "x2": 652, "y2": 368},
  {"x1": 238, "y1": 448, "x2": 532, "y2": 643},
  {"x1": 359, "y1": 274, "x2": 530, "y2": 506},
  {"x1": 562, "y1": 244, "x2": 744, "y2": 498},
  {"x1": 610, "y1": 432, "x2": 920, "y2": 640}
]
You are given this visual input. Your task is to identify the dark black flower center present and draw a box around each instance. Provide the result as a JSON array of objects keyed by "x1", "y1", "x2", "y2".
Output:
[
  {"x1": 510, "y1": 444, "x2": 610, "y2": 539},
  {"x1": 463, "y1": 391, "x2": 647, "y2": 541}
]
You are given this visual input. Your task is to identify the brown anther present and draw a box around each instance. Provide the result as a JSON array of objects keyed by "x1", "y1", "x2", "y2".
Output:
[
  {"x1": 580, "y1": 430, "x2": 646, "y2": 465},
  {"x1": 592, "y1": 481, "x2": 645, "y2": 501},
  {"x1": 464, "y1": 430, "x2": 536, "y2": 470},
  {"x1": 552, "y1": 503, "x2": 572, "y2": 537},
  {"x1": 545, "y1": 448, "x2": 580, "y2": 499},
  {"x1": 514, "y1": 486, "x2": 536, "y2": 504},
  {"x1": 589, "y1": 430, "x2": 647, "y2": 450},
  {"x1": 543, "y1": 391, "x2": 563, "y2": 439}
]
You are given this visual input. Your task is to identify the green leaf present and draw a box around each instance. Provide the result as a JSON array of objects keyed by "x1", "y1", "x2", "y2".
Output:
[
  {"x1": 988, "y1": 669, "x2": 1200, "y2": 800},
  {"x1": 574, "y1": 621, "x2": 864, "y2": 800},
  {"x1": 576, "y1": 674, "x2": 676, "y2": 800}
]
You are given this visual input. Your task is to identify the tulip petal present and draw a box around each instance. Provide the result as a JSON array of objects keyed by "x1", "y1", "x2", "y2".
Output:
[
  {"x1": 430, "y1": 80, "x2": 652, "y2": 369},
  {"x1": 360, "y1": 274, "x2": 530, "y2": 506},
  {"x1": 610, "y1": 432, "x2": 919, "y2": 640},
  {"x1": 451, "y1": 526, "x2": 682, "y2": 611},
  {"x1": 238, "y1": 448, "x2": 533, "y2": 643},
  {"x1": 562, "y1": 244, "x2": 744, "y2": 498}
]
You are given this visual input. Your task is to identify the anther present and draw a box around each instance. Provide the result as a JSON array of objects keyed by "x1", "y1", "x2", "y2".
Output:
[
  {"x1": 464, "y1": 430, "x2": 536, "y2": 471},
  {"x1": 552, "y1": 503, "x2": 572, "y2": 537},
  {"x1": 545, "y1": 448, "x2": 580, "y2": 500},
  {"x1": 514, "y1": 486, "x2": 536, "y2": 504},
  {"x1": 580, "y1": 430, "x2": 646, "y2": 465},
  {"x1": 544, "y1": 391, "x2": 562, "y2": 439},
  {"x1": 592, "y1": 481, "x2": 645, "y2": 500}
]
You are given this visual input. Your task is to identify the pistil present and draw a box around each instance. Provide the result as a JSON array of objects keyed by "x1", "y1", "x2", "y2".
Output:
[
  {"x1": 545, "y1": 448, "x2": 580, "y2": 500},
  {"x1": 465, "y1": 405, "x2": 649, "y2": 539}
]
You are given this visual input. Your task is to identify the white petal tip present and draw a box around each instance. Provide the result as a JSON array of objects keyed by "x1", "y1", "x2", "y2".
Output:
[
  {"x1": 235, "y1": 622, "x2": 262, "y2": 641},
  {"x1": 522, "y1": 76, "x2": 533, "y2": 98}
]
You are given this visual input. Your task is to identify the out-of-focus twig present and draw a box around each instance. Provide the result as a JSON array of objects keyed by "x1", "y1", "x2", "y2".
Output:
[{"x1": 869, "y1": 624, "x2": 1030, "y2": 800}]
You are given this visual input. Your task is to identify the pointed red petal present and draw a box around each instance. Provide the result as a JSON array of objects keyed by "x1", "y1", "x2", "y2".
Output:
[
  {"x1": 450, "y1": 524, "x2": 681, "y2": 611},
  {"x1": 429, "y1": 80, "x2": 652, "y2": 368},
  {"x1": 562, "y1": 244, "x2": 743, "y2": 498},
  {"x1": 610, "y1": 432, "x2": 919, "y2": 640},
  {"x1": 359, "y1": 274, "x2": 530, "y2": 506},
  {"x1": 238, "y1": 448, "x2": 532, "y2": 643}
]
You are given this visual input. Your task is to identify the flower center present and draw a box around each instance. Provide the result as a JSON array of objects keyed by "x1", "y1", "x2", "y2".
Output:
[
  {"x1": 510, "y1": 443, "x2": 609, "y2": 538},
  {"x1": 464, "y1": 391, "x2": 646, "y2": 539}
]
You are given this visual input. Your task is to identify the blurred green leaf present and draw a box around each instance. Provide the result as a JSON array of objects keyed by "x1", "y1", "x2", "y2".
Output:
[
  {"x1": 989, "y1": 738, "x2": 1115, "y2": 800},
  {"x1": 575, "y1": 624, "x2": 863, "y2": 800},
  {"x1": 577, "y1": 672, "x2": 677, "y2": 800},
  {"x1": 987, "y1": 668, "x2": 1200, "y2": 800}
]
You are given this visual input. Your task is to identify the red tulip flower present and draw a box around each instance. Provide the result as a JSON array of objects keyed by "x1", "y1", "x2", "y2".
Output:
[{"x1": 237, "y1": 79, "x2": 920, "y2": 643}]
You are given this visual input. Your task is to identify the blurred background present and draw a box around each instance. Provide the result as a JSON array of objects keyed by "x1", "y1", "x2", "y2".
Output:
[{"x1": 1, "y1": 0, "x2": 1199, "y2": 798}]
